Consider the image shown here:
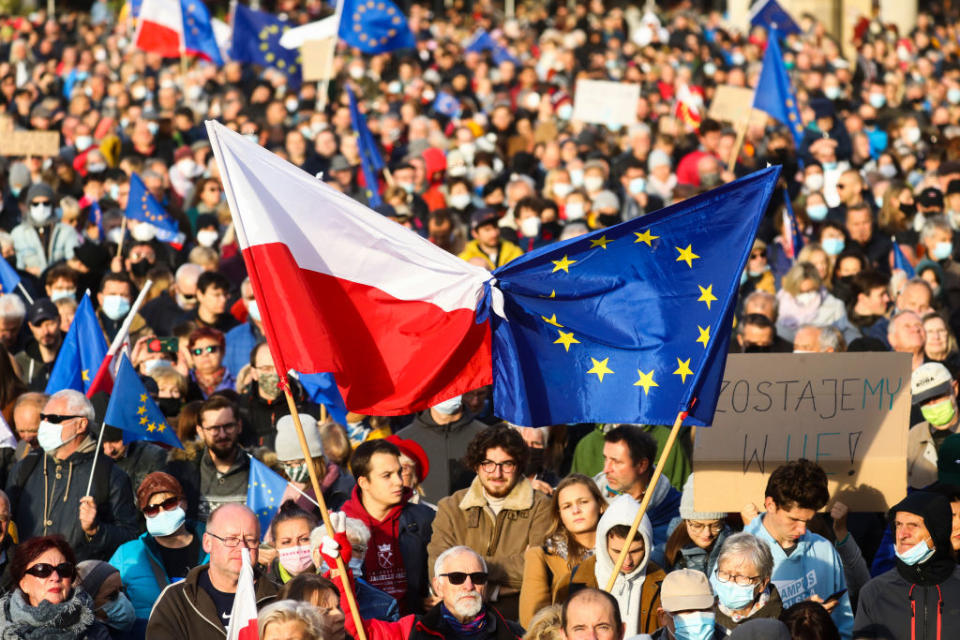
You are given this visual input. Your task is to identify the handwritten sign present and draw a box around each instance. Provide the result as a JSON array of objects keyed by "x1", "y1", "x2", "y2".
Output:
[
  {"x1": 708, "y1": 85, "x2": 769, "y2": 127},
  {"x1": 694, "y1": 353, "x2": 910, "y2": 512},
  {"x1": 571, "y1": 80, "x2": 640, "y2": 130},
  {"x1": 301, "y1": 37, "x2": 337, "y2": 82}
]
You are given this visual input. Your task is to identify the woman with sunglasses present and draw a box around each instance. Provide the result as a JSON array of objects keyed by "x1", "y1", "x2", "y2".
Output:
[
  {"x1": 663, "y1": 475, "x2": 731, "y2": 577},
  {"x1": 184, "y1": 327, "x2": 234, "y2": 400},
  {"x1": 0, "y1": 534, "x2": 110, "y2": 638},
  {"x1": 109, "y1": 472, "x2": 208, "y2": 637},
  {"x1": 518, "y1": 474, "x2": 607, "y2": 627}
]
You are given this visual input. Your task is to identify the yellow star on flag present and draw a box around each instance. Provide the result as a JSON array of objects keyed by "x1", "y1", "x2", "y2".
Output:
[
  {"x1": 697, "y1": 284, "x2": 717, "y2": 310},
  {"x1": 140, "y1": 394, "x2": 147, "y2": 402},
  {"x1": 81, "y1": 370, "x2": 89, "y2": 382},
  {"x1": 139, "y1": 416, "x2": 148, "y2": 425},
  {"x1": 541, "y1": 314, "x2": 563, "y2": 328},
  {"x1": 137, "y1": 406, "x2": 146, "y2": 415},
  {"x1": 590, "y1": 235, "x2": 612, "y2": 250},
  {"x1": 157, "y1": 424, "x2": 165, "y2": 432},
  {"x1": 539, "y1": 289, "x2": 556, "y2": 299},
  {"x1": 675, "y1": 244, "x2": 700, "y2": 268},
  {"x1": 674, "y1": 358, "x2": 693, "y2": 383},
  {"x1": 146, "y1": 423, "x2": 156, "y2": 432},
  {"x1": 633, "y1": 369, "x2": 659, "y2": 395},
  {"x1": 697, "y1": 325, "x2": 711, "y2": 348},
  {"x1": 634, "y1": 229, "x2": 659, "y2": 246},
  {"x1": 587, "y1": 357, "x2": 613, "y2": 382},
  {"x1": 552, "y1": 255, "x2": 576, "y2": 273},
  {"x1": 554, "y1": 330, "x2": 580, "y2": 352}
]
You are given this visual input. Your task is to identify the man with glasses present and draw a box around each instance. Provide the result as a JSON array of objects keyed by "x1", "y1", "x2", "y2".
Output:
[
  {"x1": 429, "y1": 425, "x2": 552, "y2": 621},
  {"x1": 147, "y1": 502, "x2": 278, "y2": 636},
  {"x1": 164, "y1": 395, "x2": 249, "y2": 521},
  {"x1": 6, "y1": 389, "x2": 138, "y2": 561},
  {"x1": 341, "y1": 438, "x2": 435, "y2": 615}
]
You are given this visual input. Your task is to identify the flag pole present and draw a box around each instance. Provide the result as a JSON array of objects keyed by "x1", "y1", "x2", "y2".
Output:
[
  {"x1": 16, "y1": 283, "x2": 33, "y2": 305},
  {"x1": 317, "y1": 0, "x2": 344, "y2": 112},
  {"x1": 116, "y1": 217, "x2": 128, "y2": 257},
  {"x1": 282, "y1": 385, "x2": 367, "y2": 640},
  {"x1": 85, "y1": 418, "x2": 108, "y2": 496},
  {"x1": 85, "y1": 279, "x2": 153, "y2": 397},
  {"x1": 604, "y1": 406, "x2": 687, "y2": 591}
]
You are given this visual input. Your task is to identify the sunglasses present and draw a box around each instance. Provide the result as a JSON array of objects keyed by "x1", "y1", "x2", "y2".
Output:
[
  {"x1": 24, "y1": 562, "x2": 75, "y2": 580},
  {"x1": 191, "y1": 345, "x2": 220, "y2": 356},
  {"x1": 143, "y1": 496, "x2": 180, "y2": 517},
  {"x1": 440, "y1": 572, "x2": 488, "y2": 585},
  {"x1": 39, "y1": 414, "x2": 84, "y2": 424}
]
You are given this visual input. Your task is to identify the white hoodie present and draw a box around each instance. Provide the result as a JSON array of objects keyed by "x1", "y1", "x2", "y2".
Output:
[{"x1": 594, "y1": 494, "x2": 655, "y2": 637}]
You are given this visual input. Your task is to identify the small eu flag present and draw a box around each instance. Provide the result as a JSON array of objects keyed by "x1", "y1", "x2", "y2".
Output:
[
  {"x1": 433, "y1": 91, "x2": 461, "y2": 118},
  {"x1": 465, "y1": 29, "x2": 519, "y2": 66},
  {"x1": 230, "y1": 5, "x2": 301, "y2": 87},
  {"x1": 104, "y1": 355, "x2": 183, "y2": 449},
  {"x1": 486, "y1": 167, "x2": 781, "y2": 427},
  {"x1": 346, "y1": 86, "x2": 383, "y2": 208},
  {"x1": 298, "y1": 371, "x2": 348, "y2": 426},
  {"x1": 125, "y1": 173, "x2": 183, "y2": 244},
  {"x1": 893, "y1": 239, "x2": 916, "y2": 278},
  {"x1": 340, "y1": 0, "x2": 415, "y2": 54},
  {"x1": 753, "y1": 34, "x2": 804, "y2": 148},
  {"x1": 46, "y1": 293, "x2": 108, "y2": 394},
  {"x1": 0, "y1": 250, "x2": 20, "y2": 296},
  {"x1": 749, "y1": 0, "x2": 801, "y2": 36},
  {"x1": 180, "y1": 0, "x2": 224, "y2": 65},
  {"x1": 247, "y1": 456, "x2": 290, "y2": 536},
  {"x1": 782, "y1": 192, "x2": 803, "y2": 261}
]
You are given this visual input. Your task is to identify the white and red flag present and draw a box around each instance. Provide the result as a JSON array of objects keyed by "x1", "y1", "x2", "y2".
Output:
[
  {"x1": 225, "y1": 549, "x2": 259, "y2": 640},
  {"x1": 205, "y1": 120, "x2": 492, "y2": 415}
]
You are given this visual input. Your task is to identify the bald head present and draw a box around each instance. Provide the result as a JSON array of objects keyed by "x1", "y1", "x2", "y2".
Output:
[
  {"x1": 208, "y1": 503, "x2": 258, "y2": 535},
  {"x1": 562, "y1": 588, "x2": 624, "y2": 640}
]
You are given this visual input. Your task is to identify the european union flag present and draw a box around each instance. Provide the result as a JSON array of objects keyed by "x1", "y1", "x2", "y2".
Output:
[
  {"x1": 465, "y1": 29, "x2": 519, "y2": 66},
  {"x1": 126, "y1": 173, "x2": 183, "y2": 244},
  {"x1": 749, "y1": 0, "x2": 801, "y2": 36},
  {"x1": 893, "y1": 239, "x2": 915, "y2": 278},
  {"x1": 486, "y1": 167, "x2": 780, "y2": 427},
  {"x1": 299, "y1": 371, "x2": 348, "y2": 426},
  {"x1": 346, "y1": 86, "x2": 383, "y2": 208},
  {"x1": 46, "y1": 293, "x2": 108, "y2": 394},
  {"x1": 181, "y1": 0, "x2": 224, "y2": 65},
  {"x1": 782, "y1": 192, "x2": 803, "y2": 260},
  {"x1": 230, "y1": 5, "x2": 301, "y2": 87},
  {"x1": 340, "y1": 0, "x2": 415, "y2": 54},
  {"x1": 433, "y1": 91, "x2": 461, "y2": 118},
  {"x1": 89, "y1": 201, "x2": 103, "y2": 241},
  {"x1": 104, "y1": 355, "x2": 183, "y2": 448},
  {"x1": 0, "y1": 250, "x2": 20, "y2": 296},
  {"x1": 248, "y1": 456, "x2": 289, "y2": 536},
  {"x1": 753, "y1": 34, "x2": 804, "y2": 148}
]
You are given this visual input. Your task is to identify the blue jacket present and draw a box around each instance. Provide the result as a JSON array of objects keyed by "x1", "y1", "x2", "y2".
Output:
[
  {"x1": 224, "y1": 320, "x2": 262, "y2": 379},
  {"x1": 356, "y1": 577, "x2": 400, "y2": 622},
  {"x1": 109, "y1": 522, "x2": 209, "y2": 637},
  {"x1": 745, "y1": 514, "x2": 854, "y2": 639}
]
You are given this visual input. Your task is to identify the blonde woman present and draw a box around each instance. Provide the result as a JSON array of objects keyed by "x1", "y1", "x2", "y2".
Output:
[{"x1": 775, "y1": 261, "x2": 846, "y2": 342}]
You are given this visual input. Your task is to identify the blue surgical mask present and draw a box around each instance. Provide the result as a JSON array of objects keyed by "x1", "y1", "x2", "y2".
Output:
[
  {"x1": 102, "y1": 295, "x2": 131, "y2": 321},
  {"x1": 869, "y1": 93, "x2": 886, "y2": 109},
  {"x1": 671, "y1": 611, "x2": 716, "y2": 640},
  {"x1": 247, "y1": 299, "x2": 261, "y2": 322},
  {"x1": 950, "y1": 88, "x2": 960, "y2": 105},
  {"x1": 895, "y1": 539, "x2": 935, "y2": 566},
  {"x1": 934, "y1": 241, "x2": 953, "y2": 261},
  {"x1": 629, "y1": 177, "x2": 646, "y2": 195},
  {"x1": 145, "y1": 505, "x2": 186, "y2": 537},
  {"x1": 710, "y1": 572, "x2": 757, "y2": 610},
  {"x1": 98, "y1": 592, "x2": 136, "y2": 631},
  {"x1": 806, "y1": 204, "x2": 828, "y2": 221},
  {"x1": 50, "y1": 289, "x2": 76, "y2": 302},
  {"x1": 146, "y1": 121, "x2": 159, "y2": 136},
  {"x1": 433, "y1": 395, "x2": 462, "y2": 415},
  {"x1": 822, "y1": 237, "x2": 845, "y2": 256},
  {"x1": 825, "y1": 86, "x2": 841, "y2": 100}
]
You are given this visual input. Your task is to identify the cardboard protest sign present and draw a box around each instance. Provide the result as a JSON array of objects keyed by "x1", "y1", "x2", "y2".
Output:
[
  {"x1": 694, "y1": 352, "x2": 910, "y2": 512},
  {"x1": 708, "y1": 85, "x2": 769, "y2": 127},
  {"x1": 571, "y1": 79, "x2": 639, "y2": 129},
  {"x1": 301, "y1": 37, "x2": 337, "y2": 82}
]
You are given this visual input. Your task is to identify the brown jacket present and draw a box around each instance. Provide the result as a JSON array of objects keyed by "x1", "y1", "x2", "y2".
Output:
[
  {"x1": 576, "y1": 554, "x2": 665, "y2": 635},
  {"x1": 428, "y1": 477, "x2": 552, "y2": 614},
  {"x1": 519, "y1": 545, "x2": 595, "y2": 627}
]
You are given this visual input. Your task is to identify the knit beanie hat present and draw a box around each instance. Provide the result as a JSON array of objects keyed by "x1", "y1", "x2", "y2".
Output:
[
  {"x1": 275, "y1": 413, "x2": 323, "y2": 461},
  {"x1": 678, "y1": 474, "x2": 727, "y2": 521}
]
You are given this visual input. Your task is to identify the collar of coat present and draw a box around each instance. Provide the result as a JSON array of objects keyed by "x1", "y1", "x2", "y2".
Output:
[{"x1": 458, "y1": 475, "x2": 535, "y2": 512}]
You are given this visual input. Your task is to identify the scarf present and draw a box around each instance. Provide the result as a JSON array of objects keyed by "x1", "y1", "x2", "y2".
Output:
[
  {"x1": 440, "y1": 604, "x2": 488, "y2": 639},
  {"x1": 1, "y1": 588, "x2": 97, "y2": 640}
]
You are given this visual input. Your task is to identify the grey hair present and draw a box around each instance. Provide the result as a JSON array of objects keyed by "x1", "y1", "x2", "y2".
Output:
[
  {"x1": 888, "y1": 310, "x2": 921, "y2": 339},
  {"x1": 717, "y1": 532, "x2": 774, "y2": 581},
  {"x1": 922, "y1": 215, "x2": 952, "y2": 244},
  {"x1": 258, "y1": 600, "x2": 325, "y2": 640},
  {"x1": 433, "y1": 545, "x2": 487, "y2": 579},
  {"x1": 819, "y1": 326, "x2": 844, "y2": 352},
  {"x1": 0, "y1": 231, "x2": 12, "y2": 252},
  {"x1": 0, "y1": 294, "x2": 25, "y2": 323},
  {"x1": 743, "y1": 290, "x2": 778, "y2": 321},
  {"x1": 175, "y1": 262, "x2": 204, "y2": 285},
  {"x1": 308, "y1": 515, "x2": 372, "y2": 557},
  {"x1": 49, "y1": 389, "x2": 95, "y2": 421},
  {"x1": 509, "y1": 424, "x2": 550, "y2": 446}
]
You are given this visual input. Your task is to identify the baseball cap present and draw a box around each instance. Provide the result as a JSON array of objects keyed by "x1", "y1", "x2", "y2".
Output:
[
  {"x1": 470, "y1": 208, "x2": 499, "y2": 231},
  {"x1": 938, "y1": 433, "x2": 960, "y2": 486},
  {"x1": 660, "y1": 569, "x2": 715, "y2": 612},
  {"x1": 911, "y1": 362, "x2": 954, "y2": 405},
  {"x1": 918, "y1": 187, "x2": 944, "y2": 208},
  {"x1": 27, "y1": 298, "x2": 59, "y2": 325}
]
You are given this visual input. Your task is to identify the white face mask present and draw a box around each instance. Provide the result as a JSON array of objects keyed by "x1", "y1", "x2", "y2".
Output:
[
  {"x1": 177, "y1": 159, "x2": 197, "y2": 176},
  {"x1": 520, "y1": 216, "x2": 541, "y2": 238},
  {"x1": 30, "y1": 203, "x2": 53, "y2": 224},
  {"x1": 247, "y1": 299, "x2": 261, "y2": 322},
  {"x1": 349, "y1": 66, "x2": 365, "y2": 80},
  {"x1": 804, "y1": 173, "x2": 824, "y2": 192},
  {"x1": 106, "y1": 227, "x2": 124, "y2": 244},
  {"x1": 795, "y1": 291, "x2": 820, "y2": 306},
  {"x1": 449, "y1": 193, "x2": 472, "y2": 210},
  {"x1": 905, "y1": 127, "x2": 922, "y2": 144},
  {"x1": 433, "y1": 395, "x2": 462, "y2": 415},
  {"x1": 565, "y1": 202, "x2": 585, "y2": 220},
  {"x1": 552, "y1": 182, "x2": 573, "y2": 198},
  {"x1": 584, "y1": 175, "x2": 605, "y2": 192},
  {"x1": 196, "y1": 229, "x2": 219, "y2": 247}
]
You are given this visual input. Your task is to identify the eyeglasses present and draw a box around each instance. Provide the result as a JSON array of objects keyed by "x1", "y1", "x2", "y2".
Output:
[
  {"x1": 191, "y1": 345, "x2": 220, "y2": 356},
  {"x1": 39, "y1": 413, "x2": 84, "y2": 424},
  {"x1": 206, "y1": 532, "x2": 259, "y2": 548},
  {"x1": 716, "y1": 569, "x2": 760, "y2": 586},
  {"x1": 24, "y1": 562, "x2": 76, "y2": 580},
  {"x1": 143, "y1": 496, "x2": 180, "y2": 517},
  {"x1": 201, "y1": 421, "x2": 238, "y2": 433},
  {"x1": 479, "y1": 460, "x2": 517, "y2": 473},
  {"x1": 440, "y1": 571, "x2": 488, "y2": 585},
  {"x1": 750, "y1": 252, "x2": 766, "y2": 260},
  {"x1": 686, "y1": 521, "x2": 724, "y2": 534}
]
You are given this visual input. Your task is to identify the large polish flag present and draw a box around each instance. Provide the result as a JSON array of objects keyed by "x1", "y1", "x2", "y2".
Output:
[
  {"x1": 133, "y1": 0, "x2": 183, "y2": 59},
  {"x1": 205, "y1": 120, "x2": 492, "y2": 415}
]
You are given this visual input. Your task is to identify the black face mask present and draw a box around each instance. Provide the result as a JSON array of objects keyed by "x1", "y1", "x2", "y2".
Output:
[
  {"x1": 541, "y1": 221, "x2": 562, "y2": 240},
  {"x1": 525, "y1": 448, "x2": 546, "y2": 476},
  {"x1": 130, "y1": 260, "x2": 152, "y2": 278},
  {"x1": 157, "y1": 397, "x2": 183, "y2": 417},
  {"x1": 598, "y1": 213, "x2": 621, "y2": 227},
  {"x1": 742, "y1": 343, "x2": 772, "y2": 353},
  {"x1": 900, "y1": 202, "x2": 918, "y2": 217}
]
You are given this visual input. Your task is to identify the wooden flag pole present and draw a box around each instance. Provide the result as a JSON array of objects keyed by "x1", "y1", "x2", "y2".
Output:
[
  {"x1": 282, "y1": 385, "x2": 367, "y2": 640},
  {"x1": 604, "y1": 407, "x2": 687, "y2": 591}
]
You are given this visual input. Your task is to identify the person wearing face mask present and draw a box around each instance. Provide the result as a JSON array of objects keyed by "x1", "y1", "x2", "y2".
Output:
[
  {"x1": 385, "y1": 434, "x2": 431, "y2": 508},
  {"x1": 650, "y1": 569, "x2": 728, "y2": 640},
  {"x1": 14, "y1": 298, "x2": 63, "y2": 391},
  {"x1": 774, "y1": 262, "x2": 847, "y2": 342},
  {"x1": 44, "y1": 265, "x2": 79, "y2": 303},
  {"x1": 11, "y1": 182, "x2": 82, "y2": 276},
  {"x1": 514, "y1": 198, "x2": 548, "y2": 252},
  {"x1": 708, "y1": 534, "x2": 782, "y2": 632},
  {"x1": 265, "y1": 501, "x2": 320, "y2": 585},
  {"x1": 907, "y1": 364, "x2": 960, "y2": 490},
  {"x1": 396, "y1": 393, "x2": 488, "y2": 502},
  {"x1": 96, "y1": 273, "x2": 147, "y2": 343},
  {"x1": 99, "y1": 422, "x2": 167, "y2": 505},
  {"x1": 920, "y1": 217, "x2": 960, "y2": 311},
  {"x1": 854, "y1": 492, "x2": 960, "y2": 640},
  {"x1": 274, "y1": 413, "x2": 353, "y2": 514},
  {"x1": 76, "y1": 560, "x2": 137, "y2": 637},
  {"x1": 194, "y1": 213, "x2": 221, "y2": 250}
]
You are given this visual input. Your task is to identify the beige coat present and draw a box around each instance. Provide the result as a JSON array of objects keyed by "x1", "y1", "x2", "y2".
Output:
[{"x1": 907, "y1": 420, "x2": 960, "y2": 489}]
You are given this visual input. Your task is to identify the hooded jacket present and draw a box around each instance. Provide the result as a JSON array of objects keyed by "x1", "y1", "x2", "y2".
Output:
[
  {"x1": 396, "y1": 410, "x2": 487, "y2": 501},
  {"x1": 593, "y1": 494, "x2": 664, "y2": 637},
  {"x1": 854, "y1": 492, "x2": 960, "y2": 640},
  {"x1": 592, "y1": 470, "x2": 681, "y2": 555}
]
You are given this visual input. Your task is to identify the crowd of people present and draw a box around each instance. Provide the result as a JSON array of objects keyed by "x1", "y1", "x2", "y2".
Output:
[{"x1": 0, "y1": 0, "x2": 956, "y2": 639}]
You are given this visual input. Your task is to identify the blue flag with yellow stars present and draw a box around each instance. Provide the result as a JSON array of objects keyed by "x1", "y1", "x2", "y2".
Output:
[
  {"x1": 46, "y1": 293, "x2": 107, "y2": 395},
  {"x1": 125, "y1": 173, "x2": 183, "y2": 244},
  {"x1": 753, "y1": 33, "x2": 804, "y2": 148},
  {"x1": 247, "y1": 456, "x2": 290, "y2": 536},
  {"x1": 0, "y1": 247, "x2": 20, "y2": 295},
  {"x1": 749, "y1": 0, "x2": 801, "y2": 36},
  {"x1": 340, "y1": 0, "x2": 415, "y2": 54},
  {"x1": 346, "y1": 86, "x2": 383, "y2": 208},
  {"x1": 230, "y1": 4, "x2": 301, "y2": 87},
  {"x1": 484, "y1": 166, "x2": 781, "y2": 427},
  {"x1": 104, "y1": 355, "x2": 183, "y2": 449},
  {"x1": 181, "y1": 0, "x2": 224, "y2": 65}
]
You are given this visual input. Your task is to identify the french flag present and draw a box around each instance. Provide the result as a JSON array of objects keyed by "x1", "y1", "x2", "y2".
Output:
[
  {"x1": 134, "y1": 0, "x2": 223, "y2": 64},
  {"x1": 206, "y1": 120, "x2": 492, "y2": 416}
]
